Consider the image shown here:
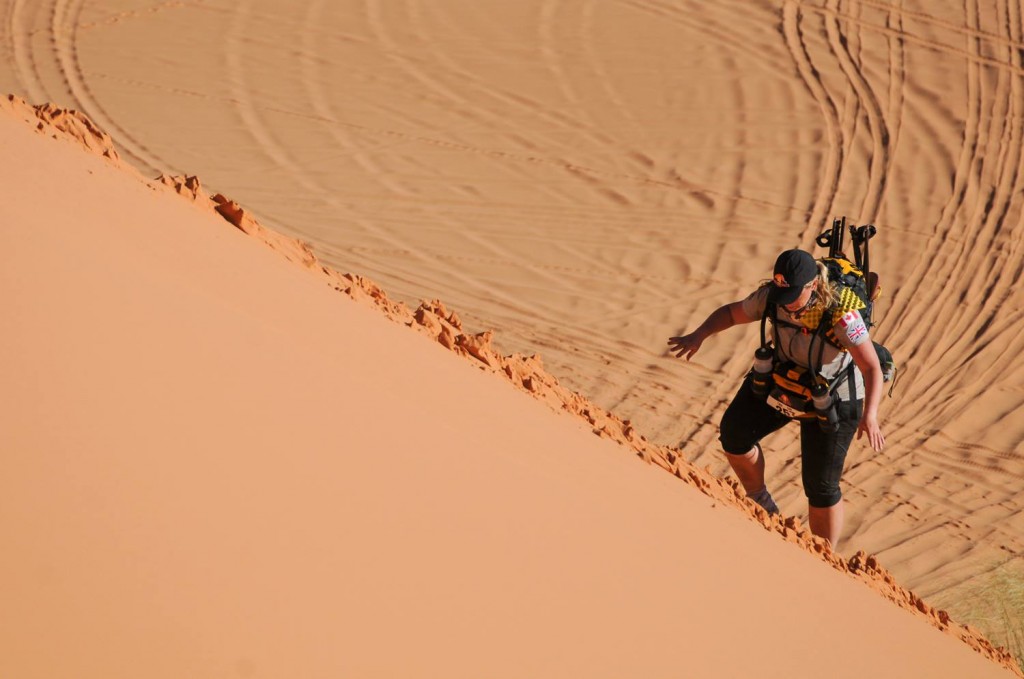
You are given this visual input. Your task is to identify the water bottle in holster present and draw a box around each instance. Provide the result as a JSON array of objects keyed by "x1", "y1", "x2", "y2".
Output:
[
  {"x1": 810, "y1": 380, "x2": 839, "y2": 433},
  {"x1": 750, "y1": 347, "x2": 774, "y2": 397}
]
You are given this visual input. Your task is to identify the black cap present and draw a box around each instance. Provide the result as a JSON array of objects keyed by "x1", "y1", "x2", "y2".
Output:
[{"x1": 767, "y1": 249, "x2": 817, "y2": 305}]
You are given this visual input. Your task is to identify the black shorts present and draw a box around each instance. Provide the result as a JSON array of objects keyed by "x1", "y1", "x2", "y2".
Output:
[{"x1": 718, "y1": 377, "x2": 863, "y2": 508}]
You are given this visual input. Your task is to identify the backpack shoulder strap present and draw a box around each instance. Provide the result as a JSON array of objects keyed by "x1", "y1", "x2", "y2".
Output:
[{"x1": 759, "y1": 299, "x2": 775, "y2": 351}]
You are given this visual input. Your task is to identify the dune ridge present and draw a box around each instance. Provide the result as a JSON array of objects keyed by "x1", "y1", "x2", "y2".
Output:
[{"x1": 5, "y1": 93, "x2": 1015, "y2": 675}]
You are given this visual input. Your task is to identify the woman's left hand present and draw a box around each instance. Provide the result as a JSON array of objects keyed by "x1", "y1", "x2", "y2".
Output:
[{"x1": 857, "y1": 412, "x2": 885, "y2": 452}]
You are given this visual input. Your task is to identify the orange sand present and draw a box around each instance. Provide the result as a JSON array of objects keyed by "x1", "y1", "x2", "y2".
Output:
[
  {"x1": 2, "y1": 0, "x2": 1024, "y2": 674},
  {"x1": 1, "y1": 95, "x2": 1019, "y2": 678}
]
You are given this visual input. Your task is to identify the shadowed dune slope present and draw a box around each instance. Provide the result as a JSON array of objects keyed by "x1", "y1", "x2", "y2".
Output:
[{"x1": 0, "y1": 100, "x2": 1018, "y2": 677}]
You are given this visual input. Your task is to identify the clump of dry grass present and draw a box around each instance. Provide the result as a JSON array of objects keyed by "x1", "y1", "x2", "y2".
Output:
[{"x1": 936, "y1": 561, "x2": 1024, "y2": 668}]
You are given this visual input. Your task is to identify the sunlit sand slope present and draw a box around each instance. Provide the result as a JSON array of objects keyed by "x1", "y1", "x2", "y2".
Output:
[
  {"x1": 1, "y1": 97, "x2": 1021, "y2": 678},
  {"x1": 1, "y1": 0, "x2": 1023, "y2": 618}
]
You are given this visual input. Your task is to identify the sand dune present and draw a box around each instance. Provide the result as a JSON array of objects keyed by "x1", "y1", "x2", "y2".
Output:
[
  {"x1": 2, "y1": 0, "x2": 1024, "y2": 665},
  {"x1": 1, "y1": 93, "x2": 1019, "y2": 678},
  {"x1": 3, "y1": 1, "x2": 1021, "y2": 609}
]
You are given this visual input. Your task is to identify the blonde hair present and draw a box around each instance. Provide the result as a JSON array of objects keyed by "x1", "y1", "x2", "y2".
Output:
[{"x1": 808, "y1": 261, "x2": 839, "y2": 311}]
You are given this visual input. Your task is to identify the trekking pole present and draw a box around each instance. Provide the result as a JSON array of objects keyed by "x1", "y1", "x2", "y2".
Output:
[
  {"x1": 834, "y1": 216, "x2": 846, "y2": 259},
  {"x1": 861, "y1": 224, "x2": 875, "y2": 278},
  {"x1": 851, "y1": 223, "x2": 864, "y2": 270},
  {"x1": 851, "y1": 223, "x2": 876, "y2": 276}
]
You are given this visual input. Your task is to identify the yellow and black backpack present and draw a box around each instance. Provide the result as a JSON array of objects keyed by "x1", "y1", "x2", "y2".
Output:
[{"x1": 758, "y1": 217, "x2": 897, "y2": 413}]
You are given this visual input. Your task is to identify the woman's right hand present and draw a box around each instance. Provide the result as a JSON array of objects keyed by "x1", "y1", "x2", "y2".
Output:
[
  {"x1": 667, "y1": 303, "x2": 745, "y2": 361},
  {"x1": 668, "y1": 331, "x2": 704, "y2": 360}
]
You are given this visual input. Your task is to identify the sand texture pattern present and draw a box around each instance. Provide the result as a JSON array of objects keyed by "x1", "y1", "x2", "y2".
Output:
[
  {"x1": 2, "y1": 0, "x2": 1024, "y2": 668},
  {"x1": 1, "y1": 93, "x2": 1020, "y2": 679}
]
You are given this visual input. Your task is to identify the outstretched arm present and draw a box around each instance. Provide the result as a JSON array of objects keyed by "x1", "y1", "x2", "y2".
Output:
[{"x1": 668, "y1": 301, "x2": 752, "y2": 360}]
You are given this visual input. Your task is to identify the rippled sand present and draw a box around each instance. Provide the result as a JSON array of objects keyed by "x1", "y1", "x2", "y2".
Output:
[{"x1": 2, "y1": 0, "x2": 1023, "y2": 617}]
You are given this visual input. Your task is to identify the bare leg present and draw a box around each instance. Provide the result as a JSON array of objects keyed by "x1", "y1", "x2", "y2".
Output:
[
  {"x1": 726, "y1": 443, "x2": 766, "y2": 494},
  {"x1": 808, "y1": 500, "x2": 844, "y2": 550},
  {"x1": 726, "y1": 444, "x2": 778, "y2": 514}
]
